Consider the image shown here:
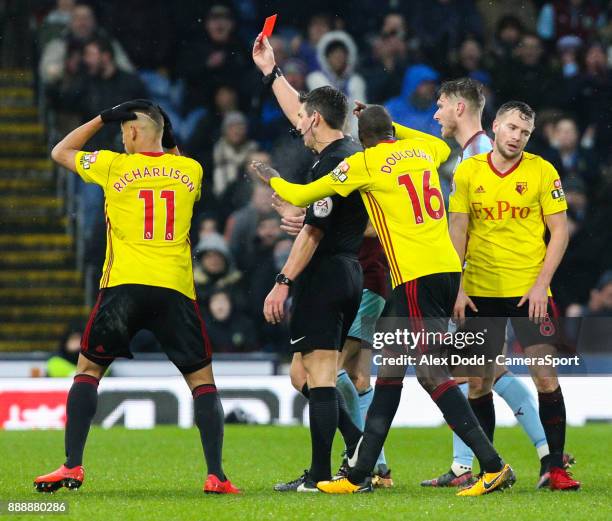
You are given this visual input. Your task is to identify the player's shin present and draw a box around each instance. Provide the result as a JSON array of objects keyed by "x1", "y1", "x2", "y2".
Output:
[
  {"x1": 469, "y1": 392, "x2": 496, "y2": 442},
  {"x1": 336, "y1": 387, "x2": 362, "y2": 455},
  {"x1": 493, "y1": 371, "x2": 549, "y2": 455},
  {"x1": 65, "y1": 374, "x2": 99, "y2": 468},
  {"x1": 538, "y1": 386, "x2": 566, "y2": 469},
  {"x1": 452, "y1": 383, "x2": 475, "y2": 473},
  {"x1": 348, "y1": 378, "x2": 402, "y2": 484},
  {"x1": 337, "y1": 370, "x2": 364, "y2": 430},
  {"x1": 193, "y1": 384, "x2": 226, "y2": 480},
  {"x1": 430, "y1": 380, "x2": 503, "y2": 473}
]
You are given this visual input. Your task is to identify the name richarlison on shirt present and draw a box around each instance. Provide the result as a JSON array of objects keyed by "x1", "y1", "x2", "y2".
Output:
[{"x1": 112, "y1": 166, "x2": 196, "y2": 193}]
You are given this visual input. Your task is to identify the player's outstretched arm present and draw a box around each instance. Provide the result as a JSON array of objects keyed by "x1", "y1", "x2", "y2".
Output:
[
  {"x1": 271, "y1": 193, "x2": 306, "y2": 236},
  {"x1": 252, "y1": 34, "x2": 301, "y2": 127},
  {"x1": 392, "y1": 121, "x2": 451, "y2": 165},
  {"x1": 252, "y1": 160, "x2": 356, "y2": 207}
]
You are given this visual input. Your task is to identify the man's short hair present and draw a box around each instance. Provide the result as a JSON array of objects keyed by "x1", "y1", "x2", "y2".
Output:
[
  {"x1": 131, "y1": 104, "x2": 164, "y2": 134},
  {"x1": 438, "y1": 77, "x2": 485, "y2": 112},
  {"x1": 298, "y1": 86, "x2": 348, "y2": 131},
  {"x1": 496, "y1": 100, "x2": 536, "y2": 121},
  {"x1": 358, "y1": 105, "x2": 393, "y2": 141}
]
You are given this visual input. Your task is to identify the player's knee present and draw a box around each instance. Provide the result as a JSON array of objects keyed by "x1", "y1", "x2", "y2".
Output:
[
  {"x1": 290, "y1": 372, "x2": 306, "y2": 392},
  {"x1": 353, "y1": 373, "x2": 371, "y2": 393},
  {"x1": 183, "y1": 363, "x2": 215, "y2": 391},
  {"x1": 468, "y1": 377, "x2": 493, "y2": 398},
  {"x1": 533, "y1": 375, "x2": 559, "y2": 393},
  {"x1": 76, "y1": 354, "x2": 107, "y2": 380},
  {"x1": 416, "y1": 374, "x2": 438, "y2": 394}
]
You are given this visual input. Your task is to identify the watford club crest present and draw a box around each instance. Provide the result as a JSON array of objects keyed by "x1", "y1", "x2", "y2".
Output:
[{"x1": 515, "y1": 182, "x2": 528, "y2": 195}]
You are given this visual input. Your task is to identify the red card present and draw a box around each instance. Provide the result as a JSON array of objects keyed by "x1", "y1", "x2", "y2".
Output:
[{"x1": 262, "y1": 14, "x2": 277, "y2": 38}]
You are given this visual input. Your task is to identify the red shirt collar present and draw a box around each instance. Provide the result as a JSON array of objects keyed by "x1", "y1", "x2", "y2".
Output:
[
  {"x1": 487, "y1": 151, "x2": 523, "y2": 178},
  {"x1": 139, "y1": 151, "x2": 165, "y2": 157},
  {"x1": 378, "y1": 139, "x2": 397, "y2": 144}
]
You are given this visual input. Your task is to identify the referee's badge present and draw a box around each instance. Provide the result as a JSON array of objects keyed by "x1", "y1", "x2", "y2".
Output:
[{"x1": 313, "y1": 197, "x2": 333, "y2": 217}]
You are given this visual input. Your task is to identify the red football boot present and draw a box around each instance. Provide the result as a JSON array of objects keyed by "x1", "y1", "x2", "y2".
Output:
[
  {"x1": 34, "y1": 465, "x2": 84, "y2": 493},
  {"x1": 203, "y1": 474, "x2": 240, "y2": 494},
  {"x1": 549, "y1": 467, "x2": 580, "y2": 491}
]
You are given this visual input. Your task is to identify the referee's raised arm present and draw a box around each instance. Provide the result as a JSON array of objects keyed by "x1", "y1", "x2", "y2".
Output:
[{"x1": 252, "y1": 34, "x2": 301, "y2": 127}]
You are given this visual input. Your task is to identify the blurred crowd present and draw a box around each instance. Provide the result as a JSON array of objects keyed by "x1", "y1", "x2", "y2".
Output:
[{"x1": 32, "y1": 0, "x2": 612, "y2": 354}]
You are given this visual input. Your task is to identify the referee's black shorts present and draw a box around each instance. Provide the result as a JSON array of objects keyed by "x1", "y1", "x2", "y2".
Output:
[
  {"x1": 80, "y1": 284, "x2": 212, "y2": 374},
  {"x1": 289, "y1": 255, "x2": 363, "y2": 353}
]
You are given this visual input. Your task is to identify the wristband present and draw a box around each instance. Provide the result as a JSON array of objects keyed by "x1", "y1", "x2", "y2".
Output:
[{"x1": 262, "y1": 65, "x2": 283, "y2": 87}]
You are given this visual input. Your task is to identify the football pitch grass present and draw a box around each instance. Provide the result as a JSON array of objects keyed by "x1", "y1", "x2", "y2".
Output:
[{"x1": 1, "y1": 424, "x2": 610, "y2": 520}]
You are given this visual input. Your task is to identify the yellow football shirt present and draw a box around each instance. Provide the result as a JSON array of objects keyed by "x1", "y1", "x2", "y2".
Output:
[
  {"x1": 270, "y1": 128, "x2": 461, "y2": 288},
  {"x1": 449, "y1": 151, "x2": 568, "y2": 297},
  {"x1": 75, "y1": 150, "x2": 203, "y2": 299}
]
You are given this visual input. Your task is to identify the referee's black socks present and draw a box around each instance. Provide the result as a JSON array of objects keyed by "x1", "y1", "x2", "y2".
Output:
[
  {"x1": 431, "y1": 381, "x2": 503, "y2": 473},
  {"x1": 301, "y1": 384, "x2": 362, "y2": 457},
  {"x1": 538, "y1": 386, "x2": 566, "y2": 469},
  {"x1": 65, "y1": 374, "x2": 99, "y2": 468},
  {"x1": 348, "y1": 378, "x2": 403, "y2": 484},
  {"x1": 308, "y1": 386, "x2": 338, "y2": 482},
  {"x1": 193, "y1": 384, "x2": 225, "y2": 481}
]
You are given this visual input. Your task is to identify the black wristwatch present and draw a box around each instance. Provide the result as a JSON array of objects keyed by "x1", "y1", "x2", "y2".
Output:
[
  {"x1": 262, "y1": 65, "x2": 283, "y2": 87},
  {"x1": 275, "y1": 273, "x2": 293, "y2": 287}
]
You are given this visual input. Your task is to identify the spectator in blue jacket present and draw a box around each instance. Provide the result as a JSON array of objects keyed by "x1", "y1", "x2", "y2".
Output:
[{"x1": 384, "y1": 64, "x2": 441, "y2": 136}]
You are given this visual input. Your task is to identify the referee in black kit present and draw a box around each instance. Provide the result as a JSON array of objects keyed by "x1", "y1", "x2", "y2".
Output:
[{"x1": 252, "y1": 34, "x2": 367, "y2": 491}]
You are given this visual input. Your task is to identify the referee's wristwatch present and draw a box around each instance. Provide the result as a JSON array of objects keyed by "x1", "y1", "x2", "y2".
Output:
[
  {"x1": 262, "y1": 65, "x2": 283, "y2": 87},
  {"x1": 275, "y1": 273, "x2": 293, "y2": 287}
]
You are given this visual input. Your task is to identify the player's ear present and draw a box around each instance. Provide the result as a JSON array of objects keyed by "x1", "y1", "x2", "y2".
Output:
[
  {"x1": 313, "y1": 110, "x2": 320, "y2": 127},
  {"x1": 492, "y1": 118, "x2": 499, "y2": 134},
  {"x1": 456, "y1": 101, "x2": 465, "y2": 117}
]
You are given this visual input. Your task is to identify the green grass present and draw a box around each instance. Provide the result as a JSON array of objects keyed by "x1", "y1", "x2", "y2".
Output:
[{"x1": 1, "y1": 425, "x2": 610, "y2": 520}]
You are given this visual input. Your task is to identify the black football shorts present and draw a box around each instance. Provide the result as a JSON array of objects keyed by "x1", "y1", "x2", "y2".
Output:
[
  {"x1": 81, "y1": 284, "x2": 212, "y2": 374},
  {"x1": 289, "y1": 255, "x2": 363, "y2": 353},
  {"x1": 465, "y1": 296, "x2": 561, "y2": 353}
]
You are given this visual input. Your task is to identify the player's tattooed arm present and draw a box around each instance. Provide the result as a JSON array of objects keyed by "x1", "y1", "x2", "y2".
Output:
[
  {"x1": 51, "y1": 116, "x2": 105, "y2": 172},
  {"x1": 52, "y1": 100, "x2": 152, "y2": 171},
  {"x1": 251, "y1": 160, "x2": 280, "y2": 185}
]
